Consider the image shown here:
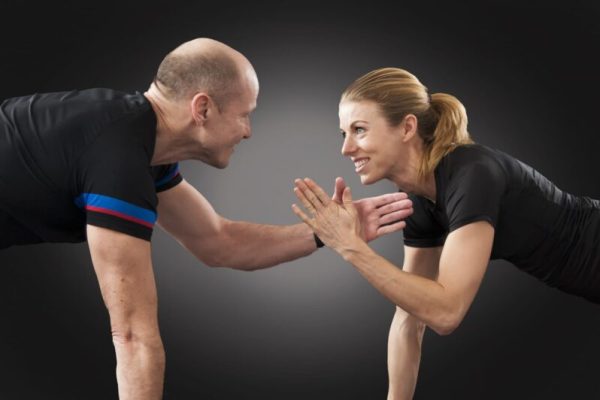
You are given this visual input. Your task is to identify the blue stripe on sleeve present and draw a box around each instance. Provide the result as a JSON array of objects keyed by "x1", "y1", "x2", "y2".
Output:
[{"x1": 74, "y1": 193, "x2": 157, "y2": 225}]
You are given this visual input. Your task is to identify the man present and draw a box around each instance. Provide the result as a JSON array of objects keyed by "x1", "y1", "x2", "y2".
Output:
[{"x1": 0, "y1": 38, "x2": 413, "y2": 399}]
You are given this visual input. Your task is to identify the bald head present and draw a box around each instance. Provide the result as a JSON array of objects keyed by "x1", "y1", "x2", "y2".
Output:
[{"x1": 154, "y1": 38, "x2": 256, "y2": 109}]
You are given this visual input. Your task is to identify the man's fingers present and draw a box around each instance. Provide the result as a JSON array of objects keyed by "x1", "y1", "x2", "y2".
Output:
[
  {"x1": 291, "y1": 204, "x2": 314, "y2": 227},
  {"x1": 373, "y1": 192, "x2": 409, "y2": 208},
  {"x1": 376, "y1": 220, "x2": 406, "y2": 236},
  {"x1": 379, "y1": 209, "x2": 413, "y2": 226},
  {"x1": 303, "y1": 178, "x2": 331, "y2": 206},
  {"x1": 377, "y1": 199, "x2": 413, "y2": 215}
]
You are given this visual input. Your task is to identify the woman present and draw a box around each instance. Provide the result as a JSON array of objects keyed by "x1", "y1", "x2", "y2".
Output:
[{"x1": 291, "y1": 67, "x2": 600, "y2": 400}]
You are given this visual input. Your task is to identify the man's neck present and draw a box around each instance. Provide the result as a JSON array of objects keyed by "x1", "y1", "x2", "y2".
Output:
[{"x1": 144, "y1": 85, "x2": 190, "y2": 165}]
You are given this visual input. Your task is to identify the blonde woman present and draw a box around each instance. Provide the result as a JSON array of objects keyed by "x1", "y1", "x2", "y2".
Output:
[{"x1": 292, "y1": 68, "x2": 600, "y2": 399}]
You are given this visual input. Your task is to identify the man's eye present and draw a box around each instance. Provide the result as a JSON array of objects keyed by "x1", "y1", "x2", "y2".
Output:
[{"x1": 356, "y1": 127, "x2": 365, "y2": 134}]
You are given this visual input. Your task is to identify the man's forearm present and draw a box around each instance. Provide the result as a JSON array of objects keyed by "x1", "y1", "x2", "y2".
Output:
[
  {"x1": 212, "y1": 220, "x2": 318, "y2": 270},
  {"x1": 113, "y1": 335, "x2": 165, "y2": 400}
]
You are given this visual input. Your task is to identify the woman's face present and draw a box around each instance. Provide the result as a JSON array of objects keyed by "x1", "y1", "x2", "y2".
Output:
[{"x1": 338, "y1": 100, "x2": 407, "y2": 185}]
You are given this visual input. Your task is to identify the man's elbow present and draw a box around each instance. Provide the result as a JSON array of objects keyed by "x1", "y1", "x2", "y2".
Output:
[
  {"x1": 181, "y1": 233, "x2": 265, "y2": 271},
  {"x1": 179, "y1": 235, "x2": 230, "y2": 268},
  {"x1": 206, "y1": 255, "x2": 267, "y2": 271},
  {"x1": 190, "y1": 244, "x2": 258, "y2": 270},
  {"x1": 195, "y1": 249, "x2": 228, "y2": 269}
]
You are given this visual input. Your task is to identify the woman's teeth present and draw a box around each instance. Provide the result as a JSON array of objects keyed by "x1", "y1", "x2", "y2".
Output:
[{"x1": 355, "y1": 158, "x2": 369, "y2": 171}]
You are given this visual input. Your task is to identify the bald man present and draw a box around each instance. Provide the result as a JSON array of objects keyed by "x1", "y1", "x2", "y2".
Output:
[{"x1": 0, "y1": 38, "x2": 413, "y2": 399}]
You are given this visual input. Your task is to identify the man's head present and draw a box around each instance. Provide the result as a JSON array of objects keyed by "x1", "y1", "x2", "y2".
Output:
[{"x1": 150, "y1": 38, "x2": 259, "y2": 168}]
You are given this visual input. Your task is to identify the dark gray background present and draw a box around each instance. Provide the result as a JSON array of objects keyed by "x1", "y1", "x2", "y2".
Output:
[{"x1": 1, "y1": 1, "x2": 600, "y2": 399}]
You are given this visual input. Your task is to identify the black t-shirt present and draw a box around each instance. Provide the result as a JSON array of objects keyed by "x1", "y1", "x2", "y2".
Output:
[
  {"x1": 404, "y1": 144, "x2": 600, "y2": 302},
  {"x1": 0, "y1": 88, "x2": 183, "y2": 247}
]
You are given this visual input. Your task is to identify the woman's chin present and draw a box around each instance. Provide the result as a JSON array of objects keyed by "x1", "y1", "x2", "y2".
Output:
[{"x1": 359, "y1": 173, "x2": 380, "y2": 185}]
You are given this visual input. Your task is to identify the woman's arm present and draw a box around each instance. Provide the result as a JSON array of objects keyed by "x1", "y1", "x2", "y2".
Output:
[
  {"x1": 293, "y1": 178, "x2": 493, "y2": 334},
  {"x1": 387, "y1": 246, "x2": 441, "y2": 400}
]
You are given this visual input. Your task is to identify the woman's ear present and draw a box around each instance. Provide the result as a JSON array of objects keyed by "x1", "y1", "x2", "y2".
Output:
[{"x1": 401, "y1": 114, "x2": 418, "y2": 142}]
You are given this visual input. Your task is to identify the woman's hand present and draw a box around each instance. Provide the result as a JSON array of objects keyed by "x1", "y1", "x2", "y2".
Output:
[
  {"x1": 292, "y1": 178, "x2": 363, "y2": 253},
  {"x1": 330, "y1": 177, "x2": 412, "y2": 242}
]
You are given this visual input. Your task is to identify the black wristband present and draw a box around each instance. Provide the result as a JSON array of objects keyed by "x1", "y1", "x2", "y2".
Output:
[{"x1": 313, "y1": 233, "x2": 325, "y2": 248}]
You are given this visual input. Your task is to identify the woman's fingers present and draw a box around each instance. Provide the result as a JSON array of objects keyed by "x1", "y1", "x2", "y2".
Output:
[
  {"x1": 379, "y1": 209, "x2": 414, "y2": 226},
  {"x1": 303, "y1": 178, "x2": 331, "y2": 206},
  {"x1": 332, "y1": 177, "x2": 345, "y2": 203},
  {"x1": 295, "y1": 179, "x2": 325, "y2": 211},
  {"x1": 372, "y1": 192, "x2": 409, "y2": 208},
  {"x1": 291, "y1": 203, "x2": 314, "y2": 228},
  {"x1": 377, "y1": 220, "x2": 407, "y2": 236},
  {"x1": 377, "y1": 199, "x2": 413, "y2": 216},
  {"x1": 293, "y1": 186, "x2": 317, "y2": 215}
]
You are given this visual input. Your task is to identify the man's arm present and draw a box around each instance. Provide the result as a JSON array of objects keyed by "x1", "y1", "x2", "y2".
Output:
[
  {"x1": 156, "y1": 179, "x2": 316, "y2": 270},
  {"x1": 87, "y1": 225, "x2": 164, "y2": 400},
  {"x1": 157, "y1": 179, "x2": 412, "y2": 271},
  {"x1": 387, "y1": 246, "x2": 441, "y2": 400}
]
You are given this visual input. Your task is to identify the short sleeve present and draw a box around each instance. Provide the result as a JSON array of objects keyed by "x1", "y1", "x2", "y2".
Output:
[
  {"x1": 403, "y1": 194, "x2": 447, "y2": 248},
  {"x1": 445, "y1": 161, "x2": 507, "y2": 233},
  {"x1": 152, "y1": 163, "x2": 183, "y2": 192},
  {"x1": 75, "y1": 126, "x2": 159, "y2": 241}
]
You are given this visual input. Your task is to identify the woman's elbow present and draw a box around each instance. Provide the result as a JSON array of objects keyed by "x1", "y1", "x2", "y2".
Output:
[
  {"x1": 433, "y1": 323, "x2": 458, "y2": 336},
  {"x1": 431, "y1": 310, "x2": 464, "y2": 336}
]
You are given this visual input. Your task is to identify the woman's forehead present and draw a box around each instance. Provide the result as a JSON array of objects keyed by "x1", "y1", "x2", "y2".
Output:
[{"x1": 339, "y1": 100, "x2": 382, "y2": 124}]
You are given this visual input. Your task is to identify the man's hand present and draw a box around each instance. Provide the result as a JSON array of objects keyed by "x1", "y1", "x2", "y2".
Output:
[{"x1": 331, "y1": 177, "x2": 413, "y2": 242}]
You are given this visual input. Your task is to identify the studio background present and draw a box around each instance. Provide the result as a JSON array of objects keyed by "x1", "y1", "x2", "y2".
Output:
[{"x1": 1, "y1": 1, "x2": 599, "y2": 399}]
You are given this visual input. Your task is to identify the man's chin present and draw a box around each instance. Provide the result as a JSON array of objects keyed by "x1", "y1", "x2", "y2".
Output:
[
  {"x1": 211, "y1": 155, "x2": 231, "y2": 169},
  {"x1": 194, "y1": 155, "x2": 229, "y2": 169}
]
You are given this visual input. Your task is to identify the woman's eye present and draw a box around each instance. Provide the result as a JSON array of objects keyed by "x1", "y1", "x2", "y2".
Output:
[
  {"x1": 340, "y1": 130, "x2": 347, "y2": 138},
  {"x1": 356, "y1": 127, "x2": 366, "y2": 134}
]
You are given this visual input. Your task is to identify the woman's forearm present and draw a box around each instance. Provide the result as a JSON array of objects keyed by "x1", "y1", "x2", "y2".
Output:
[
  {"x1": 387, "y1": 308, "x2": 427, "y2": 400},
  {"x1": 340, "y1": 240, "x2": 458, "y2": 335}
]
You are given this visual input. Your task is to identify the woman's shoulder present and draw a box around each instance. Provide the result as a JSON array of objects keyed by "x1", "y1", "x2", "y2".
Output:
[
  {"x1": 445, "y1": 143, "x2": 500, "y2": 164},
  {"x1": 441, "y1": 143, "x2": 510, "y2": 186}
]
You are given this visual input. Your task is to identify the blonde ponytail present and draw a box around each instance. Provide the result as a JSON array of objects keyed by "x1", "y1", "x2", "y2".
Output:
[{"x1": 419, "y1": 93, "x2": 473, "y2": 178}]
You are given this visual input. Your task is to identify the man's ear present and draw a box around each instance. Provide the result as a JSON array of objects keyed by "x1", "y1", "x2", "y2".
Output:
[
  {"x1": 401, "y1": 114, "x2": 418, "y2": 143},
  {"x1": 190, "y1": 93, "x2": 211, "y2": 125}
]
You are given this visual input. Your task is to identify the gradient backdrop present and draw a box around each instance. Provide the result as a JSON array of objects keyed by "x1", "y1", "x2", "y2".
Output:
[{"x1": 1, "y1": 1, "x2": 600, "y2": 399}]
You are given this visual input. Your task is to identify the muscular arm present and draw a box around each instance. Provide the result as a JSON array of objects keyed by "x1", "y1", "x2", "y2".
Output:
[
  {"x1": 343, "y1": 221, "x2": 494, "y2": 335},
  {"x1": 387, "y1": 246, "x2": 441, "y2": 400},
  {"x1": 156, "y1": 180, "x2": 316, "y2": 270},
  {"x1": 87, "y1": 225, "x2": 164, "y2": 400},
  {"x1": 292, "y1": 178, "x2": 493, "y2": 334},
  {"x1": 157, "y1": 179, "x2": 411, "y2": 271}
]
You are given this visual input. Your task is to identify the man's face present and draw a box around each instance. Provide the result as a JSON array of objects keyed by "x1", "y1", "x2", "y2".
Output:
[{"x1": 201, "y1": 75, "x2": 258, "y2": 168}]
